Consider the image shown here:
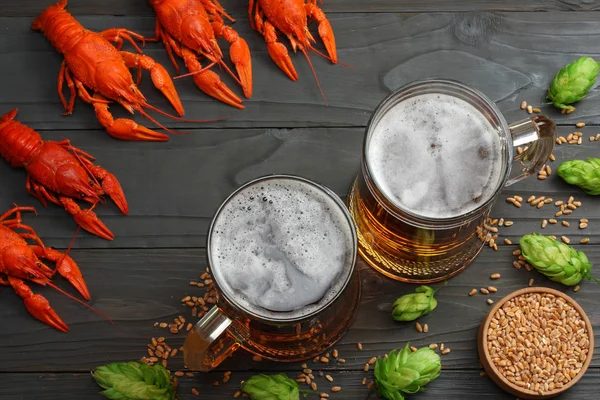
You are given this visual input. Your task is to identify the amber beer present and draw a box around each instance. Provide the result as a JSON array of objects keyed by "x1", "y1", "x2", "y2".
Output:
[
  {"x1": 184, "y1": 175, "x2": 360, "y2": 371},
  {"x1": 349, "y1": 80, "x2": 554, "y2": 283},
  {"x1": 349, "y1": 169, "x2": 493, "y2": 283}
]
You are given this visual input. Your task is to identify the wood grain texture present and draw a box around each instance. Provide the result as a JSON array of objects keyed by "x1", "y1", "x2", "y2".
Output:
[
  {"x1": 1, "y1": 4, "x2": 600, "y2": 399},
  {"x1": 2, "y1": 13, "x2": 600, "y2": 130},
  {"x1": 1, "y1": 0, "x2": 599, "y2": 16},
  {"x1": 2, "y1": 369, "x2": 600, "y2": 400},
  {"x1": 0, "y1": 126, "x2": 598, "y2": 249},
  {"x1": 0, "y1": 248, "x2": 598, "y2": 373}
]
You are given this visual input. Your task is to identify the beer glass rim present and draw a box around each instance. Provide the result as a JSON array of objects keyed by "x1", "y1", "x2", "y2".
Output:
[
  {"x1": 206, "y1": 174, "x2": 358, "y2": 323},
  {"x1": 362, "y1": 78, "x2": 512, "y2": 227}
]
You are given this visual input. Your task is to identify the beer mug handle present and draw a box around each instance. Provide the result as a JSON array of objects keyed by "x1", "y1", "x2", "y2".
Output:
[
  {"x1": 183, "y1": 306, "x2": 243, "y2": 372},
  {"x1": 506, "y1": 115, "x2": 556, "y2": 186}
]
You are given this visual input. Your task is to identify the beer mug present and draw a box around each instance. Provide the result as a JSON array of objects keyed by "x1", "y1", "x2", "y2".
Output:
[
  {"x1": 184, "y1": 175, "x2": 360, "y2": 371},
  {"x1": 348, "y1": 79, "x2": 555, "y2": 283}
]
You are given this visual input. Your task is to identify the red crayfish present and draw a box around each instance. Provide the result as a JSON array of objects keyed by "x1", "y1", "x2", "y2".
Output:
[
  {"x1": 249, "y1": 0, "x2": 338, "y2": 101},
  {"x1": 32, "y1": 0, "x2": 189, "y2": 142},
  {"x1": 0, "y1": 206, "x2": 100, "y2": 332},
  {"x1": 0, "y1": 109, "x2": 128, "y2": 241},
  {"x1": 148, "y1": 0, "x2": 253, "y2": 109}
]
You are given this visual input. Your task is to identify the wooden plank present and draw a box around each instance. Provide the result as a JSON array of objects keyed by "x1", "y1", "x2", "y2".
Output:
[
  {"x1": 2, "y1": 0, "x2": 599, "y2": 17},
  {"x1": 0, "y1": 127, "x2": 363, "y2": 248},
  {"x1": 3, "y1": 13, "x2": 600, "y2": 130},
  {"x1": 0, "y1": 248, "x2": 598, "y2": 373},
  {"x1": 2, "y1": 369, "x2": 600, "y2": 399},
  {"x1": 0, "y1": 126, "x2": 598, "y2": 249}
]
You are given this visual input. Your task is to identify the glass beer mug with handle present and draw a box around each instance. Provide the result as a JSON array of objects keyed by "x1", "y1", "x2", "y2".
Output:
[
  {"x1": 348, "y1": 79, "x2": 555, "y2": 283},
  {"x1": 184, "y1": 175, "x2": 361, "y2": 371}
]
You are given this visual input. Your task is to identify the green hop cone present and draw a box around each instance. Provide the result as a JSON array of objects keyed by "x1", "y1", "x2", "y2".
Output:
[
  {"x1": 557, "y1": 158, "x2": 600, "y2": 195},
  {"x1": 392, "y1": 285, "x2": 437, "y2": 322},
  {"x1": 374, "y1": 343, "x2": 441, "y2": 400},
  {"x1": 546, "y1": 56, "x2": 599, "y2": 111},
  {"x1": 242, "y1": 373, "x2": 300, "y2": 400},
  {"x1": 91, "y1": 361, "x2": 176, "y2": 400},
  {"x1": 520, "y1": 233, "x2": 600, "y2": 286}
]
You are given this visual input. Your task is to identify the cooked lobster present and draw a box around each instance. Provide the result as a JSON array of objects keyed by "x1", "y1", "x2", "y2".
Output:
[
  {"x1": 148, "y1": 0, "x2": 252, "y2": 109},
  {"x1": 0, "y1": 109, "x2": 128, "y2": 241},
  {"x1": 0, "y1": 206, "x2": 94, "y2": 332},
  {"x1": 32, "y1": 0, "x2": 187, "y2": 141},
  {"x1": 248, "y1": 0, "x2": 337, "y2": 101}
]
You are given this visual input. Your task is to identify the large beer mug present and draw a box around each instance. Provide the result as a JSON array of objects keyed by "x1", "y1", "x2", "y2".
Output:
[
  {"x1": 349, "y1": 79, "x2": 555, "y2": 283},
  {"x1": 184, "y1": 175, "x2": 360, "y2": 371}
]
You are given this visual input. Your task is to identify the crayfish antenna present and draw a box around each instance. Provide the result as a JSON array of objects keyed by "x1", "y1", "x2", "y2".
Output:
[
  {"x1": 300, "y1": 48, "x2": 327, "y2": 106},
  {"x1": 216, "y1": 58, "x2": 244, "y2": 88},
  {"x1": 174, "y1": 58, "x2": 244, "y2": 90},
  {"x1": 46, "y1": 281, "x2": 114, "y2": 325},
  {"x1": 173, "y1": 61, "x2": 216, "y2": 80},
  {"x1": 136, "y1": 107, "x2": 188, "y2": 135},
  {"x1": 68, "y1": 145, "x2": 102, "y2": 190},
  {"x1": 55, "y1": 225, "x2": 80, "y2": 275},
  {"x1": 139, "y1": 103, "x2": 229, "y2": 125},
  {"x1": 308, "y1": 45, "x2": 355, "y2": 70}
]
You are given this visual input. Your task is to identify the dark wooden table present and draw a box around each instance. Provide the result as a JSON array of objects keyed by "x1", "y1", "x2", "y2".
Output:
[{"x1": 1, "y1": 1, "x2": 600, "y2": 399}]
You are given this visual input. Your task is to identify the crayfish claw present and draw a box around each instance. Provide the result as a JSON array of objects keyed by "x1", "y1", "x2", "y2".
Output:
[
  {"x1": 267, "y1": 41, "x2": 298, "y2": 81},
  {"x1": 24, "y1": 292, "x2": 70, "y2": 332},
  {"x1": 120, "y1": 51, "x2": 185, "y2": 117},
  {"x1": 100, "y1": 172, "x2": 129, "y2": 215},
  {"x1": 57, "y1": 255, "x2": 90, "y2": 301},
  {"x1": 191, "y1": 69, "x2": 245, "y2": 109},
  {"x1": 8, "y1": 276, "x2": 69, "y2": 332},
  {"x1": 73, "y1": 209, "x2": 114, "y2": 241},
  {"x1": 212, "y1": 23, "x2": 253, "y2": 98},
  {"x1": 31, "y1": 246, "x2": 91, "y2": 301},
  {"x1": 181, "y1": 48, "x2": 244, "y2": 109},
  {"x1": 60, "y1": 197, "x2": 115, "y2": 240},
  {"x1": 305, "y1": 3, "x2": 337, "y2": 63},
  {"x1": 46, "y1": 248, "x2": 91, "y2": 301},
  {"x1": 262, "y1": 22, "x2": 298, "y2": 81},
  {"x1": 94, "y1": 102, "x2": 169, "y2": 141},
  {"x1": 230, "y1": 37, "x2": 253, "y2": 98},
  {"x1": 86, "y1": 165, "x2": 129, "y2": 215},
  {"x1": 107, "y1": 118, "x2": 169, "y2": 142},
  {"x1": 148, "y1": 62, "x2": 185, "y2": 117}
]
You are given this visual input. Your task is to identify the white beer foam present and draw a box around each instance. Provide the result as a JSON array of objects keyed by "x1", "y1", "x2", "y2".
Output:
[
  {"x1": 368, "y1": 93, "x2": 504, "y2": 219},
  {"x1": 210, "y1": 178, "x2": 353, "y2": 318}
]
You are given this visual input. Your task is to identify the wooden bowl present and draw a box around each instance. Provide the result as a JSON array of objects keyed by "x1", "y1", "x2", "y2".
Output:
[{"x1": 478, "y1": 287, "x2": 594, "y2": 399}]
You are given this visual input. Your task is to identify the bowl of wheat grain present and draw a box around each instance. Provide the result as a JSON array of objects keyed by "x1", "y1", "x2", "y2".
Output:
[{"x1": 478, "y1": 287, "x2": 594, "y2": 399}]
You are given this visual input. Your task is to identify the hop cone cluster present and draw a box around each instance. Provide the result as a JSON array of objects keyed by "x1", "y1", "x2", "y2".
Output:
[
  {"x1": 546, "y1": 56, "x2": 599, "y2": 111},
  {"x1": 374, "y1": 343, "x2": 441, "y2": 400},
  {"x1": 520, "y1": 233, "x2": 599, "y2": 286},
  {"x1": 241, "y1": 373, "x2": 300, "y2": 400},
  {"x1": 92, "y1": 362, "x2": 176, "y2": 400},
  {"x1": 392, "y1": 286, "x2": 437, "y2": 322},
  {"x1": 557, "y1": 158, "x2": 600, "y2": 195}
]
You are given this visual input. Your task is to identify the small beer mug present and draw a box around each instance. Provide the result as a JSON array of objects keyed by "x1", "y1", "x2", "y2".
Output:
[
  {"x1": 349, "y1": 79, "x2": 555, "y2": 283},
  {"x1": 184, "y1": 175, "x2": 360, "y2": 371}
]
